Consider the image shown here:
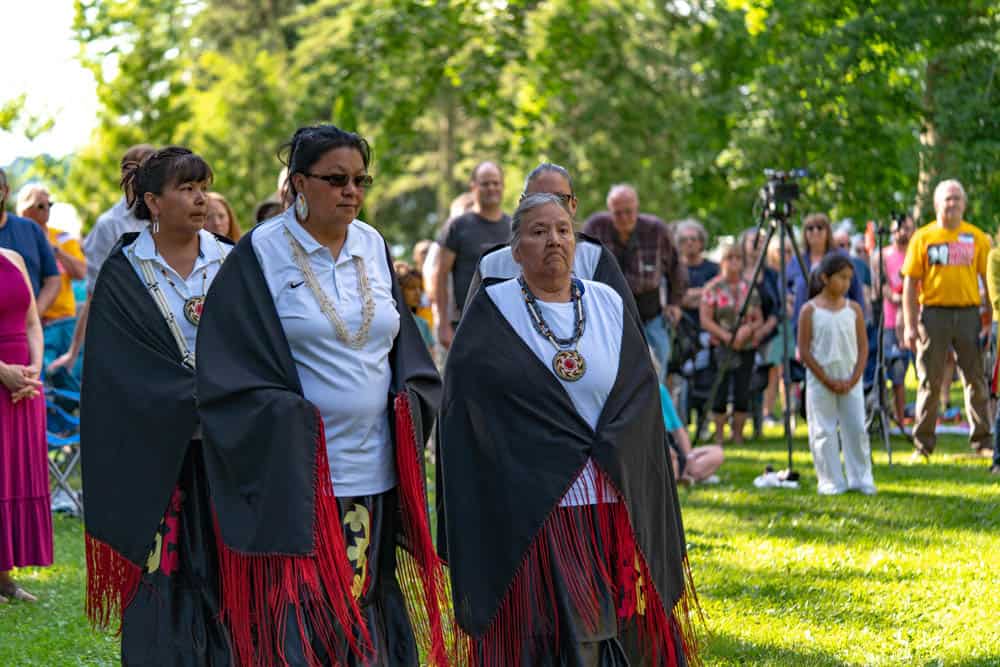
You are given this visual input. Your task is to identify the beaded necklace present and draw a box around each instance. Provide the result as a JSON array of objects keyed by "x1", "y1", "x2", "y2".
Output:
[
  {"x1": 129, "y1": 235, "x2": 227, "y2": 368},
  {"x1": 284, "y1": 227, "x2": 375, "y2": 350},
  {"x1": 518, "y1": 276, "x2": 587, "y2": 381},
  {"x1": 156, "y1": 266, "x2": 208, "y2": 326}
]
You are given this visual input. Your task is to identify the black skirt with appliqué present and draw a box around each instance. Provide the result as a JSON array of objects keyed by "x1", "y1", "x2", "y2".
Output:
[{"x1": 121, "y1": 441, "x2": 231, "y2": 666}]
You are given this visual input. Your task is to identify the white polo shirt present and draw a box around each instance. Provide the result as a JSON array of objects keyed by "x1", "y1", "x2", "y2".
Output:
[
  {"x1": 252, "y1": 210, "x2": 401, "y2": 497},
  {"x1": 487, "y1": 277, "x2": 623, "y2": 506},
  {"x1": 125, "y1": 227, "x2": 230, "y2": 358}
]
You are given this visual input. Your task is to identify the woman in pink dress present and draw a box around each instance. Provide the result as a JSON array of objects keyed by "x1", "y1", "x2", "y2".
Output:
[{"x1": 0, "y1": 247, "x2": 53, "y2": 603}]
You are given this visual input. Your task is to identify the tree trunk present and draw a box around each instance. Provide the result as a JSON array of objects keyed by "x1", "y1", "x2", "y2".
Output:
[
  {"x1": 914, "y1": 58, "x2": 945, "y2": 221},
  {"x1": 437, "y1": 89, "x2": 456, "y2": 230}
]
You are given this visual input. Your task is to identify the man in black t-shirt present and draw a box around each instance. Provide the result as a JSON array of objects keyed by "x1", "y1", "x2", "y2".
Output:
[{"x1": 434, "y1": 161, "x2": 511, "y2": 347}]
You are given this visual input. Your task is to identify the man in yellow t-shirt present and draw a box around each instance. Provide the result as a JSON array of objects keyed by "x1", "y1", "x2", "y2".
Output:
[
  {"x1": 15, "y1": 185, "x2": 88, "y2": 380},
  {"x1": 901, "y1": 179, "x2": 991, "y2": 459}
]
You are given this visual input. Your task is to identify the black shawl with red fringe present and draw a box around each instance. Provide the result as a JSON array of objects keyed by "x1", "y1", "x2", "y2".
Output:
[
  {"x1": 80, "y1": 232, "x2": 233, "y2": 627},
  {"x1": 195, "y1": 229, "x2": 446, "y2": 666},
  {"x1": 439, "y1": 281, "x2": 699, "y2": 665}
]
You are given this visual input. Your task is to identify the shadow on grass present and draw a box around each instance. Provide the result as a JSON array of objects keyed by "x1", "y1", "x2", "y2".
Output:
[
  {"x1": 704, "y1": 629, "x2": 850, "y2": 666},
  {"x1": 696, "y1": 560, "x2": 906, "y2": 633}
]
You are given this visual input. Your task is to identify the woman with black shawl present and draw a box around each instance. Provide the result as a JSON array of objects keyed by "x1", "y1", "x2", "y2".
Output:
[
  {"x1": 196, "y1": 125, "x2": 445, "y2": 666},
  {"x1": 81, "y1": 147, "x2": 234, "y2": 664},
  {"x1": 439, "y1": 193, "x2": 700, "y2": 666}
]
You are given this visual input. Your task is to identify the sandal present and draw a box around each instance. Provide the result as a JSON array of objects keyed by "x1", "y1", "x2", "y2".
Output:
[{"x1": 0, "y1": 585, "x2": 37, "y2": 603}]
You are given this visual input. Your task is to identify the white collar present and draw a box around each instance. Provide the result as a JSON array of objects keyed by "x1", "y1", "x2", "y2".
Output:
[
  {"x1": 132, "y1": 228, "x2": 225, "y2": 268},
  {"x1": 282, "y1": 209, "x2": 363, "y2": 263}
]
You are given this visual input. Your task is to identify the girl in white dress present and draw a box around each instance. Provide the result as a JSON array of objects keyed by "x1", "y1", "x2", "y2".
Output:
[{"x1": 798, "y1": 253, "x2": 877, "y2": 495}]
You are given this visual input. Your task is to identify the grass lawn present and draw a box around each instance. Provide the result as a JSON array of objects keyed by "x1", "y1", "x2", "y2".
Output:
[
  {"x1": 2, "y1": 430, "x2": 997, "y2": 665},
  {"x1": 684, "y1": 428, "x2": 1000, "y2": 666}
]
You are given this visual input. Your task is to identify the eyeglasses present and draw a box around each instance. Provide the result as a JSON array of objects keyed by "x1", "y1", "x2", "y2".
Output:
[
  {"x1": 519, "y1": 192, "x2": 575, "y2": 205},
  {"x1": 304, "y1": 172, "x2": 374, "y2": 189},
  {"x1": 836, "y1": 241, "x2": 850, "y2": 249},
  {"x1": 804, "y1": 225, "x2": 826, "y2": 232},
  {"x1": 678, "y1": 235, "x2": 699, "y2": 243},
  {"x1": 35, "y1": 202, "x2": 51, "y2": 210}
]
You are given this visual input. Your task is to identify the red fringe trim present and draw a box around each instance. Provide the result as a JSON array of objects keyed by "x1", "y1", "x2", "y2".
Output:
[
  {"x1": 393, "y1": 392, "x2": 450, "y2": 666},
  {"x1": 84, "y1": 533, "x2": 143, "y2": 632},
  {"x1": 215, "y1": 413, "x2": 371, "y2": 667},
  {"x1": 457, "y1": 465, "x2": 703, "y2": 667}
]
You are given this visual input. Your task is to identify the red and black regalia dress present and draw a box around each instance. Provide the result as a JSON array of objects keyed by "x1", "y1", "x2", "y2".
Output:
[
  {"x1": 438, "y1": 276, "x2": 701, "y2": 667},
  {"x1": 81, "y1": 232, "x2": 234, "y2": 665},
  {"x1": 194, "y1": 224, "x2": 446, "y2": 667}
]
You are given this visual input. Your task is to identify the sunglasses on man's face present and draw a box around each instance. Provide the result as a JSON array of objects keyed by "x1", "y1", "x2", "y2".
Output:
[
  {"x1": 304, "y1": 172, "x2": 374, "y2": 189},
  {"x1": 35, "y1": 202, "x2": 51, "y2": 210}
]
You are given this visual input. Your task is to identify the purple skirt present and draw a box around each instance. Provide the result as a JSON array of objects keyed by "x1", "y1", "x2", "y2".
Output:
[{"x1": 0, "y1": 335, "x2": 53, "y2": 571}]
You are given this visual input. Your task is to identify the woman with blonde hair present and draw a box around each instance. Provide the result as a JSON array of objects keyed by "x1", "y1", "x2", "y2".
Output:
[{"x1": 204, "y1": 192, "x2": 241, "y2": 241}]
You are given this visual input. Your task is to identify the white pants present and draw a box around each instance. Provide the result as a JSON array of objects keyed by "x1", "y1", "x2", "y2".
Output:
[{"x1": 805, "y1": 376, "x2": 875, "y2": 494}]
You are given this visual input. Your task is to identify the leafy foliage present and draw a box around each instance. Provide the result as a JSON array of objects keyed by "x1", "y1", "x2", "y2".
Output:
[{"x1": 20, "y1": 0, "x2": 999, "y2": 244}]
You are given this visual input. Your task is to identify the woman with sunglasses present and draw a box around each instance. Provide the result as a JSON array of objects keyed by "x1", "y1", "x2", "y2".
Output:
[
  {"x1": 15, "y1": 185, "x2": 87, "y2": 382},
  {"x1": 789, "y1": 213, "x2": 864, "y2": 331},
  {"x1": 197, "y1": 124, "x2": 446, "y2": 666}
]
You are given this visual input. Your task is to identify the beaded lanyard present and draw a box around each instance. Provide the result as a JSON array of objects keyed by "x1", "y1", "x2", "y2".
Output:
[
  {"x1": 129, "y1": 235, "x2": 227, "y2": 369},
  {"x1": 518, "y1": 276, "x2": 588, "y2": 381}
]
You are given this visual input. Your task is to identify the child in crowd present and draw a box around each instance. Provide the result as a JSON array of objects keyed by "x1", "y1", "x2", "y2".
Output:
[
  {"x1": 395, "y1": 261, "x2": 435, "y2": 352},
  {"x1": 798, "y1": 254, "x2": 876, "y2": 495}
]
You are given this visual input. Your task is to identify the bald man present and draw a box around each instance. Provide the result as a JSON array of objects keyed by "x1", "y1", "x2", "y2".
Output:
[{"x1": 582, "y1": 184, "x2": 684, "y2": 380}]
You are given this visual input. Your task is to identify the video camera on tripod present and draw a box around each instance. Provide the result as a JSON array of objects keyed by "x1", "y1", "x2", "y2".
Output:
[{"x1": 759, "y1": 169, "x2": 808, "y2": 218}]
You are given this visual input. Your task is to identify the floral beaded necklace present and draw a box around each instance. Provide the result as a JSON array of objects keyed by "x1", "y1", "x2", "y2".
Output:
[{"x1": 518, "y1": 276, "x2": 587, "y2": 382}]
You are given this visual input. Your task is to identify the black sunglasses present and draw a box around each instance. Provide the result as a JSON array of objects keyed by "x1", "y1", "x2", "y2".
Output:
[{"x1": 304, "y1": 172, "x2": 374, "y2": 189}]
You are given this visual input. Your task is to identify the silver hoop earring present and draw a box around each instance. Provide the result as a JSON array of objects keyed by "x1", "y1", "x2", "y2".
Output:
[
  {"x1": 151, "y1": 216, "x2": 159, "y2": 234},
  {"x1": 294, "y1": 193, "x2": 309, "y2": 222}
]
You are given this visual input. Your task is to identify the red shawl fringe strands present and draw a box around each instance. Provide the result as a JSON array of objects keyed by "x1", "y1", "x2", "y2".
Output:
[
  {"x1": 84, "y1": 535, "x2": 143, "y2": 631},
  {"x1": 456, "y1": 465, "x2": 702, "y2": 667},
  {"x1": 393, "y1": 392, "x2": 451, "y2": 666},
  {"x1": 215, "y1": 415, "x2": 371, "y2": 667}
]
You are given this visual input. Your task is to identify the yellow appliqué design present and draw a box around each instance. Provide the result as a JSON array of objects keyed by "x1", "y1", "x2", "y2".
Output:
[
  {"x1": 634, "y1": 553, "x2": 647, "y2": 616},
  {"x1": 146, "y1": 531, "x2": 163, "y2": 572},
  {"x1": 343, "y1": 504, "x2": 371, "y2": 599}
]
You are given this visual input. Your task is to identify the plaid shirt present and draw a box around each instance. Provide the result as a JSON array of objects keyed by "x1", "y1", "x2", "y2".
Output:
[{"x1": 582, "y1": 213, "x2": 686, "y2": 308}]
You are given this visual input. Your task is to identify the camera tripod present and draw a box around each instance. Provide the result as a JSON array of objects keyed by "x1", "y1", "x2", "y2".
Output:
[
  {"x1": 692, "y1": 173, "x2": 807, "y2": 483},
  {"x1": 866, "y1": 217, "x2": 914, "y2": 465}
]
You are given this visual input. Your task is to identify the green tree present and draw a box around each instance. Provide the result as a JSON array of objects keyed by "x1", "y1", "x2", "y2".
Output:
[{"x1": 67, "y1": 0, "x2": 195, "y2": 228}]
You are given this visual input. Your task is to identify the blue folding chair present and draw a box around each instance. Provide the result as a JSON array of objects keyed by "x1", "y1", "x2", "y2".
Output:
[{"x1": 45, "y1": 379, "x2": 84, "y2": 517}]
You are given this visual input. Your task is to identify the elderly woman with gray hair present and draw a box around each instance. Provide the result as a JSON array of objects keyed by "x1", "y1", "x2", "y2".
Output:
[{"x1": 439, "y1": 193, "x2": 698, "y2": 666}]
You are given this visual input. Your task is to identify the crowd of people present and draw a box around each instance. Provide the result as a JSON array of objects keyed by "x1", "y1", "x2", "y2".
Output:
[{"x1": 0, "y1": 120, "x2": 996, "y2": 664}]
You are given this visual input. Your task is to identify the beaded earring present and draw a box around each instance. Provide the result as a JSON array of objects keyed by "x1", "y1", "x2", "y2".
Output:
[{"x1": 294, "y1": 192, "x2": 309, "y2": 222}]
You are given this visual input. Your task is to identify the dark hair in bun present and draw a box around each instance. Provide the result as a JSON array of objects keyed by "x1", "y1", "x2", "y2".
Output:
[
  {"x1": 279, "y1": 125, "x2": 371, "y2": 198},
  {"x1": 121, "y1": 146, "x2": 213, "y2": 221}
]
